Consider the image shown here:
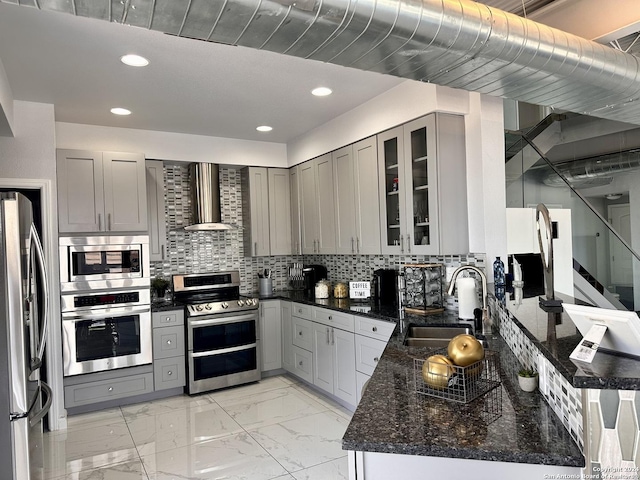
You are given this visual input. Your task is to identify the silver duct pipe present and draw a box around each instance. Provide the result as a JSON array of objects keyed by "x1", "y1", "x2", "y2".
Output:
[
  {"x1": 543, "y1": 149, "x2": 640, "y2": 187},
  {"x1": 12, "y1": 0, "x2": 640, "y2": 126}
]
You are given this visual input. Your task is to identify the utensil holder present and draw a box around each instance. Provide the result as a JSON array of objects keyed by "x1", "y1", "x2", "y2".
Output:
[{"x1": 259, "y1": 277, "x2": 273, "y2": 296}]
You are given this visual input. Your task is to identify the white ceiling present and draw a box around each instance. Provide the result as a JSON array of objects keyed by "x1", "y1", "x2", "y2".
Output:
[
  {"x1": 0, "y1": 1, "x2": 637, "y2": 145},
  {"x1": 0, "y1": 3, "x2": 403, "y2": 144}
]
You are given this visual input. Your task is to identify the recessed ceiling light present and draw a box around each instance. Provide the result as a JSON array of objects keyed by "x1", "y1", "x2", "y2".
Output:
[
  {"x1": 111, "y1": 107, "x2": 131, "y2": 116},
  {"x1": 256, "y1": 125, "x2": 273, "y2": 132},
  {"x1": 120, "y1": 54, "x2": 149, "y2": 67},
  {"x1": 311, "y1": 87, "x2": 332, "y2": 97}
]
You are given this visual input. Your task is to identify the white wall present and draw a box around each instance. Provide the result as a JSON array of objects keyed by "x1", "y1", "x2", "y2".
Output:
[
  {"x1": 0, "y1": 57, "x2": 13, "y2": 137},
  {"x1": 56, "y1": 122, "x2": 288, "y2": 167}
]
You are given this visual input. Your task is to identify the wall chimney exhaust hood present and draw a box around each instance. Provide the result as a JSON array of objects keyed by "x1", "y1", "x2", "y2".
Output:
[{"x1": 184, "y1": 163, "x2": 237, "y2": 231}]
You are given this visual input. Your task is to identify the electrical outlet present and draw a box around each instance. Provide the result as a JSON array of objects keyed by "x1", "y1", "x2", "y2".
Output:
[{"x1": 537, "y1": 353, "x2": 548, "y2": 397}]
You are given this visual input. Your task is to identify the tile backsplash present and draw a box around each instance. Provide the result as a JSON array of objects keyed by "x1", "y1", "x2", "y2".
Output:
[{"x1": 150, "y1": 163, "x2": 484, "y2": 299}]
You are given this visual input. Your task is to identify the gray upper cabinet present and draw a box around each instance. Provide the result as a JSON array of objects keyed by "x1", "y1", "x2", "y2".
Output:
[
  {"x1": 268, "y1": 168, "x2": 292, "y2": 255},
  {"x1": 290, "y1": 166, "x2": 302, "y2": 255},
  {"x1": 299, "y1": 154, "x2": 337, "y2": 254},
  {"x1": 242, "y1": 167, "x2": 292, "y2": 256},
  {"x1": 57, "y1": 149, "x2": 147, "y2": 233},
  {"x1": 378, "y1": 113, "x2": 467, "y2": 255},
  {"x1": 334, "y1": 137, "x2": 380, "y2": 255},
  {"x1": 242, "y1": 167, "x2": 271, "y2": 256},
  {"x1": 146, "y1": 160, "x2": 167, "y2": 262}
]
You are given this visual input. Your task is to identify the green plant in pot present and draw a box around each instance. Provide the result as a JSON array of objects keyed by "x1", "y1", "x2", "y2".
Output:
[
  {"x1": 151, "y1": 276, "x2": 170, "y2": 300},
  {"x1": 517, "y1": 367, "x2": 539, "y2": 392}
]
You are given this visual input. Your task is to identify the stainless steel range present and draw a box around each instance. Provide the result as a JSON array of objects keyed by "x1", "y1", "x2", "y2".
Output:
[{"x1": 173, "y1": 271, "x2": 260, "y2": 395}]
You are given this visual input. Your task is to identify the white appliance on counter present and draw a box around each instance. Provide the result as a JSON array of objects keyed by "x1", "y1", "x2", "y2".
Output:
[{"x1": 0, "y1": 192, "x2": 52, "y2": 480}]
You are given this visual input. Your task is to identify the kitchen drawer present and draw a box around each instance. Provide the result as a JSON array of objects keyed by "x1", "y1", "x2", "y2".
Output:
[
  {"x1": 355, "y1": 335, "x2": 386, "y2": 376},
  {"x1": 292, "y1": 302, "x2": 312, "y2": 320},
  {"x1": 354, "y1": 316, "x2": 395, "y2": 342},
  {"x1": 152, "y1": 309, "x2": 184, "y2": 328},
  {"x1": 292, "y1": 345, "x2": 313, "y2": 383},
  {"x1": 154, "y1": 356, "x2": 186, "y2": 391},
  {"x1": 153, "y1": 325, "x2": 185, "y2": 360},
  {"x1": 64, "y1": 373, "x2": 154, "y2": 408},
  {"x1": 313, "y1": 307, "x2": 354, "y2": 332},
  {"x1": 292, "y1": 317, "x2": 313, "y2": 351}
]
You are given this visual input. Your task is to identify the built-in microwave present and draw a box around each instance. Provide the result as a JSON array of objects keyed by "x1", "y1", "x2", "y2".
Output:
[{"x1": 59, "y1": 235, "x2": 150, "y2": 292}]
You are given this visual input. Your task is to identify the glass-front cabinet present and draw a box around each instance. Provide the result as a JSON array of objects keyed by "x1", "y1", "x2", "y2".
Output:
[{"x1": 377, "y1": 113, "x2": 468, "y2": 255}]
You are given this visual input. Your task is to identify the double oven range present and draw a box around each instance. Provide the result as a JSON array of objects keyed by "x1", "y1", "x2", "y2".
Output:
[
  {"x1": 173, "y1": 272, "x2": 260, "y2": 395},
  {"x1": 60, "y1": 236, "x2": 152, "y2": 377}
]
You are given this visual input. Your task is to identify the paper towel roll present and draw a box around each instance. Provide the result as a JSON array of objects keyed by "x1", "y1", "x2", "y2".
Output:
[{"x1": 456, "y1": 277, "x2": 479, "y2": 319}]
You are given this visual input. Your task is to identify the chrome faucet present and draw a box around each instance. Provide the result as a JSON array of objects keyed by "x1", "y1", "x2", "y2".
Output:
[{"x1": 447, "y1": 265, "x2": 490, "y2": 334}]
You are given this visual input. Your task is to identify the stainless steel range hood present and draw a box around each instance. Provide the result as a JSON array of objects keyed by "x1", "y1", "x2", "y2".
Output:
[{"x1": 185, "y1": 163, "x2": 236, "y2": 231}]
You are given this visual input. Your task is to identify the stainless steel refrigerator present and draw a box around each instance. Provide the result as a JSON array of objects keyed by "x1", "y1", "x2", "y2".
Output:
[{"x1": 0, "y1": 192, "x2": 51, "y2": 480}]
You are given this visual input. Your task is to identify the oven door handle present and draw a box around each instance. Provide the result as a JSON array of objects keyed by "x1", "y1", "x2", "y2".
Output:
[
  {"x1": 62, "y1": 305, "x2": 151, "y2": 321},
  {"x1": 189, "y1": 313, "x2": 257, "y2": 327},
  {"x1": 191, "y1": 343, "x2": 258, "y2": 358}
]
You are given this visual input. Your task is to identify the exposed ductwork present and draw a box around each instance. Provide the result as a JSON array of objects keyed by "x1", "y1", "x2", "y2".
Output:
[
  {"x1": 185, "y1": 163, "x2": 236, "y2": 231},
  {"x1": 7, "y1": 0, "x2": 640, "y2": 126},
  {"x1": 543, "y1": 149, "x2": 640, "y2": 187}
]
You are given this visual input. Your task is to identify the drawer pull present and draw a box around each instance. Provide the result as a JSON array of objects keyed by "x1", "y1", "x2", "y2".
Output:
[
  {"x1": 164, "y1": 317, "x2": 171, "y2": 322},
  {"x1": 166, "y1": 340, "x2": 172, "y2": 345},
  {"x1": 372, "y1": 326, "x2": 378, "y2": 332},
  {"x1": 299, "y1": 361, "x2": 303, "y2": 366},
  {"x1": 328, "y1": 315, "x2": 332, "y2": 320},
  {"x1": 298, "y1": 309, "x2": 302, "y2": 313},
  {"x1": 374, "y1": 357, "x2": 379, "y2": 362},
  {"x1": 167, "y1": 370, "x2": 173, "y2": 376},
  {"x1": 298, "y1": 331, "x2": 303, "y2": 336},
  {"x1": 108, "y1": 387, "x2": 113, "y2": 392}
]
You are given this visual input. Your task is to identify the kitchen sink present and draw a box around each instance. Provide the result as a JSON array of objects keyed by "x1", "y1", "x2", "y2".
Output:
[{"x1": 403, "y1": 324, "x2": 473, "y2": 348}]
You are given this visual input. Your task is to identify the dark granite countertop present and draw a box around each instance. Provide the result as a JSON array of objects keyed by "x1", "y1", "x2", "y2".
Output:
[
  {"x1": 259, "y1": 291, "x2": 583, "y2": 466},
  {"x1": 503, "y1": 292, "x2": 640, "y2": 390}
]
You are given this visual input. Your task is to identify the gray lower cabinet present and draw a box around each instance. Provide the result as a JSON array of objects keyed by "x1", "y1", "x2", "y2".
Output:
[
  {"x1": 152, "y1": 309, "x2": 186, "y2": 391},
  {"x1": 64, "y1": 369, "x2": 154, "y2": 408}
]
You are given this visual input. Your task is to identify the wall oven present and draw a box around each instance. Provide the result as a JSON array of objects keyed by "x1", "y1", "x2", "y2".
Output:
[
  {"x1": 61, "y1": 288, "x2": 152, "y2": 376},
  {"x1": 173, "y1": 271, "x2": 260, "y2": 395},
  {"x1": 59, "y1": 235, "x2": 150, "y2": 292}
]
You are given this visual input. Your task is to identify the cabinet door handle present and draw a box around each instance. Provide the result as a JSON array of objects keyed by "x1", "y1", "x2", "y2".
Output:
[
  {"x1": 400, "y1": 235, "x2": 404, "y2": 253},
  {"x1": 166, "y1": 340, "x2": 172, "y2": 345},
  {"x1": 98, "y1": 213, "x2": 102, "y2": 231},
  {"x1": 298, "y1": 308, "x2": 303, "y2": 313},
  {"x1": 161, "y1": 245, "x2": 165, "y2": 260},
  {"x1": 107, "y1": 386, "x2": 113, "y2": 392},
  {"x1": 351, "y1": 237, "x2": 354, "y2": 253},
  {"x1": 407, "y1": 234, "x2": 411, "y2": 253},
  {"x1": 167, "y1": 370, "x2": 173, "y2": 376},
  {"x1": 331, "y1": 328, "x2": 335, "y2": 345},
  {"x1": 374, "y1": 357, "x2": 379, "y2": 362},
  {"x1": 326, "y1": 327, "x2": 330, "y2": 345},
  {"x1": 254, "y1": 242, "x2": 258, "y2": 256},
  {"x1": 298, "y1": 331, "x2": 303, "y2": 336},
  {"x1": 108, "y1": 213, "x2": 112, "y2": 231},
  {"x1": 356, "y1": 237, "x2": 360, "y2": 253},
  {"x1": 299, "y1": 361, "x2": 303, "y2": 366},
  {"x1": 372, "y1": 326, "x2": 378, "y2": 332},
  {"x1": 328, "y1": 315, "x2": 332, "y2": 320}
]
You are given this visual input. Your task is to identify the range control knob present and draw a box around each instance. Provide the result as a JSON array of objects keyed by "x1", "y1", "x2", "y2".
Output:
[
  {"x1": 204, "y1": 304, "x2": 212, "y2": 310},
  {"x1": 252, "y1": 298, "x2": 258, "y2": 306},
  {"x1": 237, "y1": 300, "x2": 245, "y2": 307},
  {"x1": 195, "y1": 305, "x2": 204, "y2": 312},
  {"x1": 221, "y1": 302, "x2": 229, "y2": 309}
]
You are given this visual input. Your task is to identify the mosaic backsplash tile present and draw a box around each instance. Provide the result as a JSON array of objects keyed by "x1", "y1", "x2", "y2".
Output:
[{"x1": 149, "y1": 163, "x2": 485, "y2": 302}]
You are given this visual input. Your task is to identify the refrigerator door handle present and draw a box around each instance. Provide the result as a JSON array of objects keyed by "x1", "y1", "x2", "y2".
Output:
[
  {"x1": 29, "y1": 224, "x2": 49, "y2": 371},
  {"x1": 30, "y1": 382, "x2": 52, "y2": 427}
]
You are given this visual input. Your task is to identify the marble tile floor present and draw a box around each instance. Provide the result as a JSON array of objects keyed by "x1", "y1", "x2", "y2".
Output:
[{"x1": 42, "y1": 375, "x2": 352, "y2": 480}]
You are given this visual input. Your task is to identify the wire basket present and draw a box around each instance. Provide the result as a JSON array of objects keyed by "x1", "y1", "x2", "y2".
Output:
[{"x1": 414, "y1": 349, "x2": 500, "y2": 403}]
